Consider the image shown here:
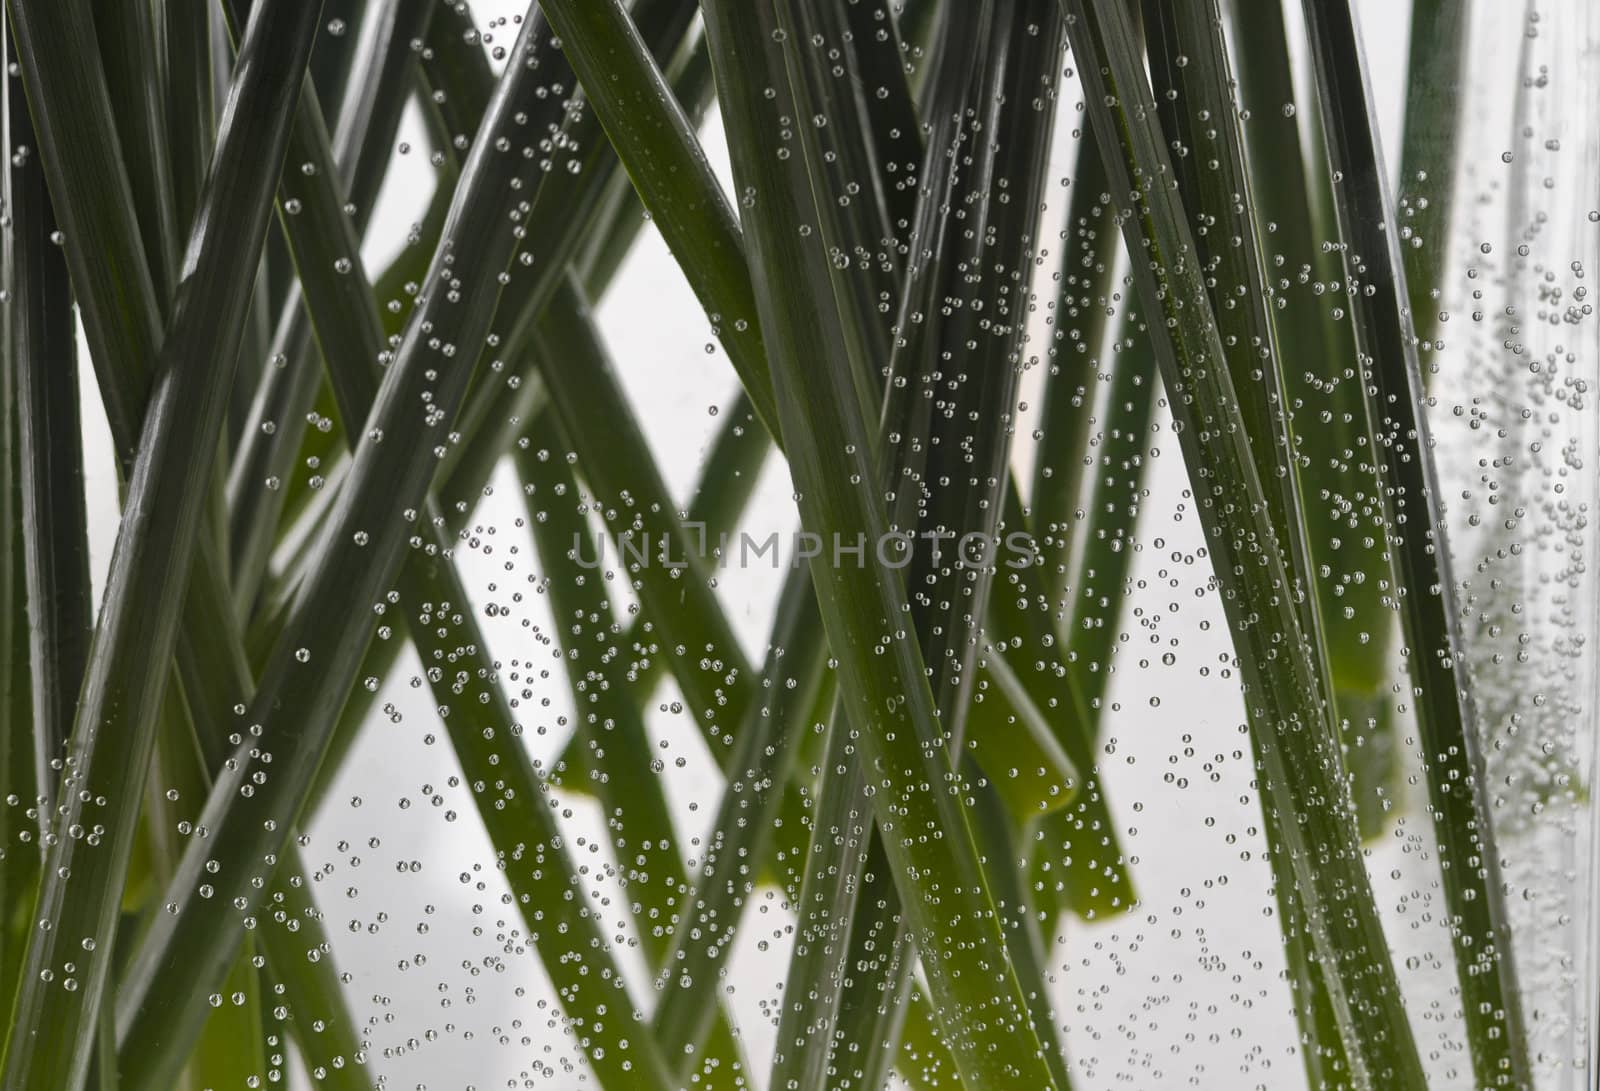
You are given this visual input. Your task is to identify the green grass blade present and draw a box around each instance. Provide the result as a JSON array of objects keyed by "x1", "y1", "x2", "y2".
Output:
[
  {"x1": 558, "y1": 385, "x2": 769, "y2": 790},
  {"x1": 515, "y1": 421, "x2": 752, "y2": 1087},
  {"x1": 698, "y1": 0, "x2": 1065, "y2": 1085},
  {"x1": 528, "y1": 0, "x2": 782, "y2": 446},
  {"x1": 0, "y1": 33, "x2": 42, "y2": 1034},
  {"x1": 1226, "y1": 0, "x2": 1397, "y2": 840},
  {"x1": 136, "y1": 10, "x2": 599, "y2": 1081},
  {"x1": 419, "y1": 0, "x2": 708, "y2": 498},
  {"x1": 1142, "y1": 0, "x2": 1321, "y2": 634},
  {"x1": 1030, "y1": 136, "x2": 1114, "y2": 604},
  {"x1": 5, "y1": 75, "x2": 92, "y2": 807},
  {"x1": 1059, "y1": 0, "x2": 1428, "y2": 1084},
  {"x1": 817, "y1": 3, "x2": 1078, "y2": 1080},
  {"x1": 137, "y1": 714, "x2": 273, "y2": 1091},
  {"x1": 777, "y1": 0, "x2": 901, "y2": 380},
  {"x1": 966, "y1": 647, "x2": 1081, "y2": 822},
  {"x1": 1141, "y1": 8, "x2": 1374, "y2": 1077},
  {"x1": 90, "y1": 0, "x2": 181, "y2": 303},
  {"x1": 1397, "y1": 0, "x2": 1468, "y2": 369},
  {"x1": 116, "y1": 16, "x2": 677, "y2": 1091},
  {"x1": 650, "y1": 565, "x2": 828, "y2": 1064},
  {"x1": 829, "y1": 850, "x2": 923, "y2": 1091},
  {"x1": 578, "y1": 34, "x2": 718, "y2": 297},
  {"x1": 158, "y1": 0, "x2": 215, "y2": 237},
  {"x1": 1298, "y1": 4, "x2": 1532, "y2": 1086},
  {"x1": 840, "y1": 0, "x2": 924, "y2": 243},
  {"x1": 768, "y1": 702, "x2": 870, "y2": 1091},
  {"x1": 6, "y1": 0, "x2": 165, "y2": 470},
  {"x1": 1044, "y1": 313, "x2": 1151, "y2": 921},
  {"x1": 415, "y1": 4, "x2": 769, "y2": 794},
  {"x1": 307, "y1": 0, "x2": 361, "y2": 117},
  {"x1": 125, "y1": 645, "x2": 368, "y2": 1090},
  {"x1": 532, "y1": 275, "x2": 756, "y2": 761},
  {"x1": 7, "y1": 11, "x2": 368, "y2": 1086},
  {"x1": 0, "y1": 2, "x2": 326, "y2": 1086},
  {"x1": 227, "y1": 0, "x2": 434, "y2": 616}
]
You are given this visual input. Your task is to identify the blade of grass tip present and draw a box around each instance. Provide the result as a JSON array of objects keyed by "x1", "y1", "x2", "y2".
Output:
[
  {"x1": 531, "y1": 275, "x2": 758, "y2": 764},
  {"x1": 1060, "y1": 1, "x2": 1430, "y2": 1086},
  {"x1": 159, "y1": 0, "x2": 215, "y2": 237},
  {"x1": 0, "y1": 2, "x2": 326, "y2": 1086},
  {"x1": 227, "y1": 0, "x2": 435, "y2": 616},
  {"x1": 114, "y1": 14, "x2": 676, "y2": 1091},
  {"x1": 1225, "y1": 0, "x2": 1397, "y2": 841},
  {"x1": 6, "y1": 68, "x2": 93, "y2": 810},
  {"x1": 515, "y1": 421, "x2": 753, "y2": 1089},
  {"x1": 1299, "y1": 4, "x2": 1533, "y2": 1087},
  {"x1": 1031, "y1": 136, "x2": 1115, "y2": 606},
  {"x1": 527, "y1": 0, "x2": 782, "y2": 445},
  {"x1": 90, "y1": 0, "x2": 181, "y2": 303},
  {"x1": 700, "y1": 0, "x2": 1065, "y2": 1086},
  {"x1": 1397, "y1": 0, "x2": 1468, "y2": 378}
]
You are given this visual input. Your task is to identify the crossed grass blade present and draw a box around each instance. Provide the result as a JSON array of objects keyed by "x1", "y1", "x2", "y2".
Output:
[
  {"x1": 1, "y1": 2, "x2": 326, "y2": 1086},
  {"x1": 1059, "y1": 0, "x2": 1428, "y2": 1084},
  {"x1": 1299, "y1": 2, "x2": 1532, "y2": 1084},
  {"x1": 696, "y1": 0, "x2": 1067, "y2": 1086}
]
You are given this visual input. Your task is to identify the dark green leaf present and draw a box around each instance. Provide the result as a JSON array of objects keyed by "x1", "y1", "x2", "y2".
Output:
[
  {"x1": 1299, "y1": 3, "x2": 1532, "y2": 1084},
  {"x1": 1, "y1": 2, "x2": 326, "y2": 1085}
]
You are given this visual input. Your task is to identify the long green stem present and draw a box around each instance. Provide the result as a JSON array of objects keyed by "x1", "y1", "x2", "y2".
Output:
[
  {"x1": 5, "y1": 61, "x2": 92, "y2": 810},
  {"x1": 117, "y1": 14, "x2": 676, "y2": 1091},
  {"x1": 1060, "y1": 0, "x2": 1427, "y2": 1084},
  {"x1": 1300, "y1": 3, "x2": 1531, "y2": 1086},
  {"x1": 227, "y1": 0, "x2": 435, "y2": 616},
  {"x1": 1, "y1": 3, "x2": 325, "y2": 1086},
  {"x1": 698, "y1": 1, "x2": 1065, "y2": 1086}
]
